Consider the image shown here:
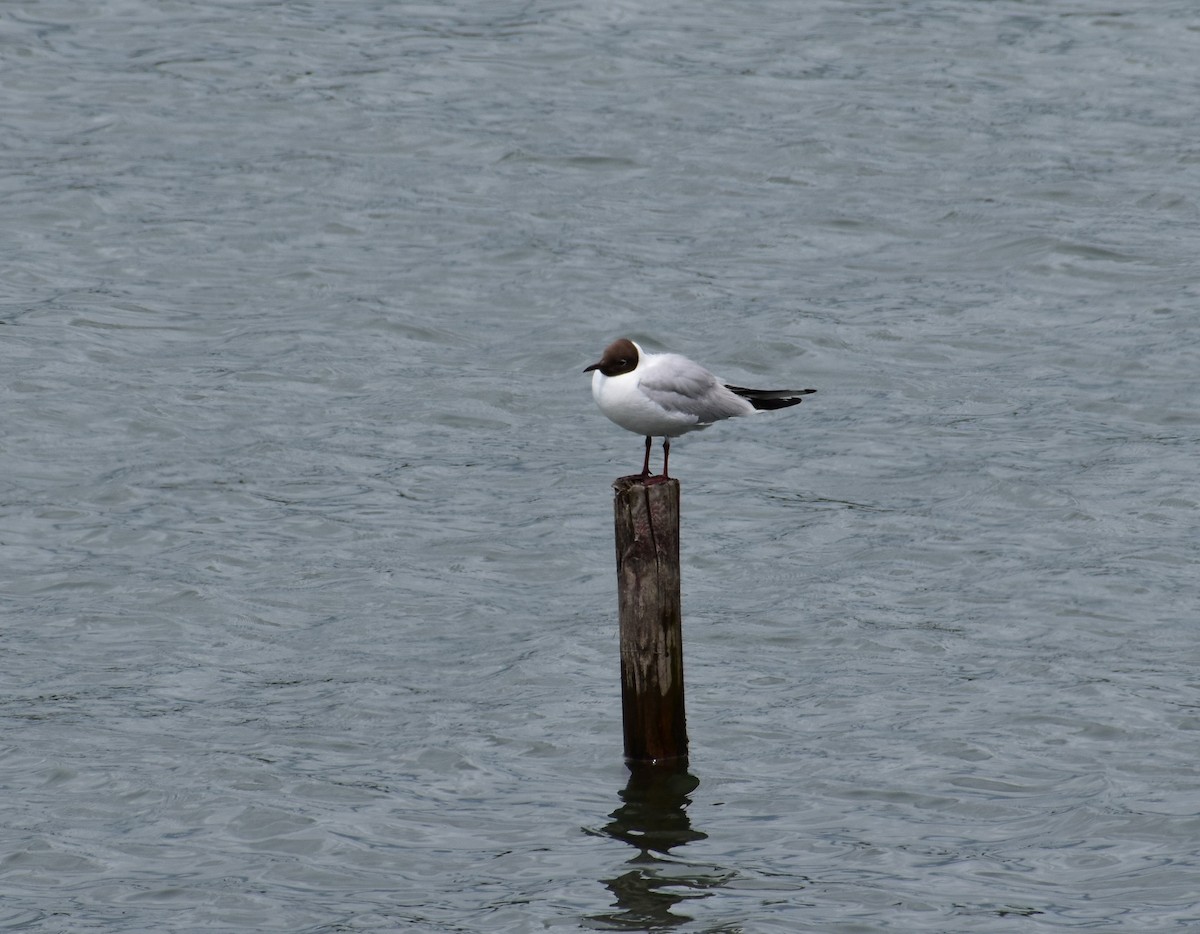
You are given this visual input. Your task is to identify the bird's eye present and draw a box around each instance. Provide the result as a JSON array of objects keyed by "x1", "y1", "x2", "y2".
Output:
[{"x1": 618, "y1": 358, "x2": 627, "y2": 367}]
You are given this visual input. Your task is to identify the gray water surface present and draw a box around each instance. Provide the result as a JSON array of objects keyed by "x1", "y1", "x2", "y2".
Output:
[{"x1": 3, "y1": 1, "x2": 1199, "y2": 931}]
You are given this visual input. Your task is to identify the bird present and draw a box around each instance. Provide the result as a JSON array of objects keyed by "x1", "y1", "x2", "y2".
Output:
[{"x1": 584, "y1": 337, "x2": 816, "y2": 479}]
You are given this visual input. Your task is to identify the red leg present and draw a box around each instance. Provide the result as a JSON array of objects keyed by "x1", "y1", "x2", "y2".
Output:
[
  {"x1": 662, "y1": 438, "x2": 671, "y2": 479},
  {"x1": 641, "y1": 436, "x2": 652, "y2": 477}
]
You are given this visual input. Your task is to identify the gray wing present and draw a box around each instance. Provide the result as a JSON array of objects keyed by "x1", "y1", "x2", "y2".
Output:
[{"x1": 638, "y1": 354, "x2": 751, "y2": 423}]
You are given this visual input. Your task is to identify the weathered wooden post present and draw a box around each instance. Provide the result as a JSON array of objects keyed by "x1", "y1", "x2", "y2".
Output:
[{"x1": 612, "y1": 476, "x2": 687, "y2": 764}]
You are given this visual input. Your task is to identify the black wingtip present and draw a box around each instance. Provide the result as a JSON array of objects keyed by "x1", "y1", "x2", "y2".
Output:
[{"x1": 726, "y1": 384, "x2": 817, "y2": 410}]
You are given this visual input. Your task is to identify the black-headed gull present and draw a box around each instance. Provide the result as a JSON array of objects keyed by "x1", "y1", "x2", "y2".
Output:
[{"x1": 584, "y1": 337, "x2": 816, "y2": 479}]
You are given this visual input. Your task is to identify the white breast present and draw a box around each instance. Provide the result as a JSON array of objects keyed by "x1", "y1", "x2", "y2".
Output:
[{"x1": 591, "y1": 369, "x2": 705, "y2": 438}]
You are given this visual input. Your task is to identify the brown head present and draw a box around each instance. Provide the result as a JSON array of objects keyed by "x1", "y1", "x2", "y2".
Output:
[{"x1": 584, "y1": 338, "x2": 640, "y2": 377}]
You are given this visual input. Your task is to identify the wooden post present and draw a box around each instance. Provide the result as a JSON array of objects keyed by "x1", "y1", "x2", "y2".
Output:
[{"x1": 612, "y1": 476, "x2": 687, "y2": 764}]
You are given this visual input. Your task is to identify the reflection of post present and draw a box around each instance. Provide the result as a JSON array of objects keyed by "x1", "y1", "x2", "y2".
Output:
[
  {"x1": 612, "y1": 476, "x2": 687, "y2": 764},
  {"x1": 592, "y1": 763, "x2": 720, "y2": 930},
  {"x1": 603, "y1": 762, "x2": 706, "y2": 854}
]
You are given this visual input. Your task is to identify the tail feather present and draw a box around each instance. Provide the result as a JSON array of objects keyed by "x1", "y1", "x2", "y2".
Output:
[{"x1": 725, "y1": 384, "x2": 817, "y2": 411}]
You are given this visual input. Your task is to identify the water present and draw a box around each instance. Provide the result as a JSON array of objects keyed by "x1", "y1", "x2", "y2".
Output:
[{"x1": 3, "y1": 1, "x2": 1198, "y2": 930}]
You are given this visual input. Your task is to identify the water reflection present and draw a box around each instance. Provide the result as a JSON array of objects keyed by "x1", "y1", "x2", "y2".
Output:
[{"x1": 588, "y1": 762, "x2": 733, "y2": 930}]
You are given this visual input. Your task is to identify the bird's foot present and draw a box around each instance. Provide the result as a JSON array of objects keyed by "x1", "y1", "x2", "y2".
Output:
[{"x1": 616, "y1": 472, "x2": 672, "y2": 486}]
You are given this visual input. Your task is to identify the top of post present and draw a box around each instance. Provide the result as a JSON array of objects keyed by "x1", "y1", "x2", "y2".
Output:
[{"x1": 613, "y1": 475, "x2": 680, "y2": 495}]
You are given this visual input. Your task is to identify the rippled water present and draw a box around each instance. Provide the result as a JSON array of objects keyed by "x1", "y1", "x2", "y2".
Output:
[{"x1": 3, "y1": 1, "x2": 1199, "y2": 931}]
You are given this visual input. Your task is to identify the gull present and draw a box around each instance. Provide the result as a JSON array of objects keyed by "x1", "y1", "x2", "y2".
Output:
[{"x1": 584, "y1": 337, "x2": 816, "y2": 479}]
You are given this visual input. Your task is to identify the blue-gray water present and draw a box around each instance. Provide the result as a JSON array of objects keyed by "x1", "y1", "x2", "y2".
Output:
[{"x1": 3, "y1": 1, "x2": 1198, "y2": 931}]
